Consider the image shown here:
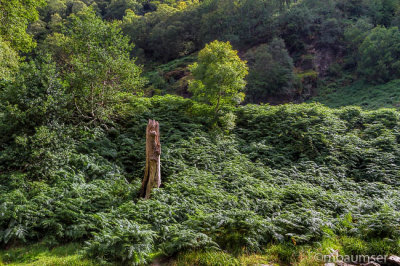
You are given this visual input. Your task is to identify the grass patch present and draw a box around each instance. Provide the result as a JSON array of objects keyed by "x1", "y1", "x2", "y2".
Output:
[
  {"x1": 173, "y1": 251, "x2": 240, "y2": 266},
  {"x1": 2, "y1": 238, "x2": 398, "y2": 265},
  {"x1": 172, "y1": 250, "x2": 281, "y2": 266},
  {"x1": 0, "y1": 243, "x2": 95, "y2": 266}
]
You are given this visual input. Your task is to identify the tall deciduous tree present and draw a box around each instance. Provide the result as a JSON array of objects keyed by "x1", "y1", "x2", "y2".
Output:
[
  {"x1": 244, "y1": 38, "x2": 295, "y2": 102},
  {"x1": 189, "y1": 40, "x2": 248, "y2": 113},
  {"x1": 45, "y1": 9, "x2": 145, "y2": 123}
]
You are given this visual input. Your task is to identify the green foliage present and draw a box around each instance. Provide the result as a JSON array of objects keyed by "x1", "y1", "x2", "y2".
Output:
[
  {"x1": 104, "y1": 0, "x2": 143, "y2": 20},
  {"x1": 144, "y1": 54, "x2": 196, "y2": 95},
  {"x1": 174, "y1": 250, "x2": 240, "y2": 266},
  {"x1": 244, "y1": 38, "x2": 295, "y2": 101},
  {"x1": 359, "y1": 205, "x2": 400, "y2": 239},
  {"x1": 341, "y1": 236, "x2": 368, "y2": 255},
  {"x1": 189, "y1": 40, "x2": 248, "y2": 113},
  {"x1": 0, "y1": 0, "x2": 45, "y2": 52},
  {"x1": 198, "y1": 0, "x2": 278, "y2": 47},
  {"x1": 84, "y1": 219, "x2": 155, "y2": 264},
  {"x1": 358, "y1": 26, "x2": 400, "y2": 84},
  {"x1": 121, "y1": 4, "x2": 195, "y2": 62},
  {"x1": 265, "y1": 243, "x2": 298, "y2": 264},
  {"x1": 0, "y1": 38, "x2": 19, "y2": 82},
  {"x1": 0, "y1": 56, "x2": 70, "y2": 179},
  {"x1": 121, "y1": 0, "x2": 279, "y2": 62},
  {"x1": 27, "y1": 0, "x2": 400, "y2": 104},
  {"x1": 312, "y1": 79, "x2": 400, "y2": 109},
  {"x1": 0, "y1": 55, "x2": 68, "y2": 136},
  {"x1": 367, "y1": 0, "x2": 400, "y2": 27},
  {"x1": 278, "y1": 4, "x2": 314, "y2": 58},
  {"x1": 316, "y1": 18, "x2": 345, "y2": 52},
  {"x1": 0, "y1": 242, "x2": 95, "y2": 265},
  {"x1": 2, "y1": 95, "x2": 400, "y2": 263},
  {"x1": 4, "y1": 0, "x2": 400, "y2": 263},
  {"x1": 45, "y1": 8, "x2": 144, "y2": 123},
  {"x1": 278, "y1": 0, "x2": 346, "y2": 60},
  {"x1": 343, "y1": 18, "x2": 374, "y2": 69}
]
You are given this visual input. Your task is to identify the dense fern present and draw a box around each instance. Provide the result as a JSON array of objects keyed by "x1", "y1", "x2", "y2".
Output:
[{"x1": 2, "y1": 96, "x2": 400, "y2": 262}]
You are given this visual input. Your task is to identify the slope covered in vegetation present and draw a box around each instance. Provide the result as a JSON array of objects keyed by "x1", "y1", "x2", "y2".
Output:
[
  {"x1": 15, "y1": 0, "x2": 400, "y2": 103},
  {"x1": 312, "y1": 79, "x2": 400, "y2": 109},
  {"x1": 2, "y1": 0, "x2": 400, "y2": 265},
  {"x1": 2, "y1": 96, "x2": 400, "y2": 264}
]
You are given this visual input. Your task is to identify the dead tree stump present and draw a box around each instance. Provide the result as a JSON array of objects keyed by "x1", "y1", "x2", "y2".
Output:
[{"x1": 140, "y1": 119, "x2": 161, "y2": 199}]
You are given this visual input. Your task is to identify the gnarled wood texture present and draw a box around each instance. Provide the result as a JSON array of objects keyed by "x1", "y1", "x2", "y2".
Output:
[{"x1": 140, "y1": 119, "x2": 161, "y2": 199}]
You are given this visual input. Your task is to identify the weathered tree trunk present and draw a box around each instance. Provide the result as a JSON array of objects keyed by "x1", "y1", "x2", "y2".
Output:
[{"x1": 140, "y1": 119, "x2": 161, "y2": 199}]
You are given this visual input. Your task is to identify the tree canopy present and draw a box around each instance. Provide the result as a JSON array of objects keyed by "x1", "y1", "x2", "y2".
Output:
[
  {"x1": 358, "y1": 26, "x2": 400, "y2": 83},
  {"x1": 244, "y1": 38, "x2": 295, "y2": 102},
  {"x1": 0, "y1": 38, "x2": 19, "y2": 81},
  {"x1": 44, "y1": 9, "x2": 144, "y2": 123},
  {"x1": 189, "y1": 40, "x2": 248, "y2": 113},
  {"x1": 0, "y1": 0, "x2": 45, "y2": 52}
]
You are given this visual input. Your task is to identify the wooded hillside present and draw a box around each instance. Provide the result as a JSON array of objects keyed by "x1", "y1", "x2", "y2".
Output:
[{"x1": 1, "y1": 0, "x2": 400, "y2": 265}]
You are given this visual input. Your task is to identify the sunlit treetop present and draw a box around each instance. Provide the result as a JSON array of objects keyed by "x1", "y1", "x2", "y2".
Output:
[{"x1": 0, "y1": 0, "x2": 46, "y2": 52}]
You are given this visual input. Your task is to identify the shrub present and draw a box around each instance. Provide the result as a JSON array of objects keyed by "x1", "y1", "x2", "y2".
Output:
[{"x1": 83, "y1": 219, "x2": 156, "y2": 265}]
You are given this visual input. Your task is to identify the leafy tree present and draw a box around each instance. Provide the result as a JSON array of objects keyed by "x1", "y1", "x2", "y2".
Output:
[
  {"x1": 336, "y1": 0, "x2": 367, "y2": 18},
  {"x1": 104, "y1": 0, "x2": 142, "y2": 20},
  {"x1": 0, "y1": 0, "x2": 44, "y2": 81},
  {"x1": 244, "y1": 38, "x2": 295, "y2": 102},
  {"x1": 189, "y1": 40, "x2": 248, "y2": 113},
  {"x1": 392, "y1": 9, "x2": 400, "y2": 28},
  {"x1": 43, "y1": 0, "x2": 68, "y2": 17},
  {"x1": 366, "y1": 0, "x2": 400, "y2": 27},
  {"x1": 0, "y1": 0, "x2": 45, "y2": 52},
  {"x1": 45, "y1": 9, "x2": 145, "y2": 123},
  {"x1": 199, "y1": 0, "x2": 277, "y2": 48},
  {"x1": 316, "y1": 18, "x2": 345, "y2": 52},
  {"x1": 48, "y1": 13, "x2": 64, "y2": 32},
  {"x1": 0, "y1": 55, "x2": 68, "y2": 141},
  {"x1": 0, "y1": 54, "x2": 71, "y2": 178},
  {"x1": 28, "y1": 19, "x2": 48, "y2": 40},
  {"x1": 121, "y1": 0, "x2": 279, "y2": 62},
  {"x1": 358, "y1": 26, "x2": 400, "y2": 83},
  {"x1": 121, "y1": 4, "x2": 200, "y2": 62},
  {"x1": 148, "y1": 5, "x2": 199, "y2": 61},
  {"x1": 343, "y1": 18, "x2": 374, "y2": 69},
  {"x1": 0, "y1": 38, "x2": 19, "y2": 82},
  {"x1": 70, "y1": 0, "x2": 88, "y2": 13},
  {"x1": 279, "y1": 4, "x2": 314, "y2": 57}
]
